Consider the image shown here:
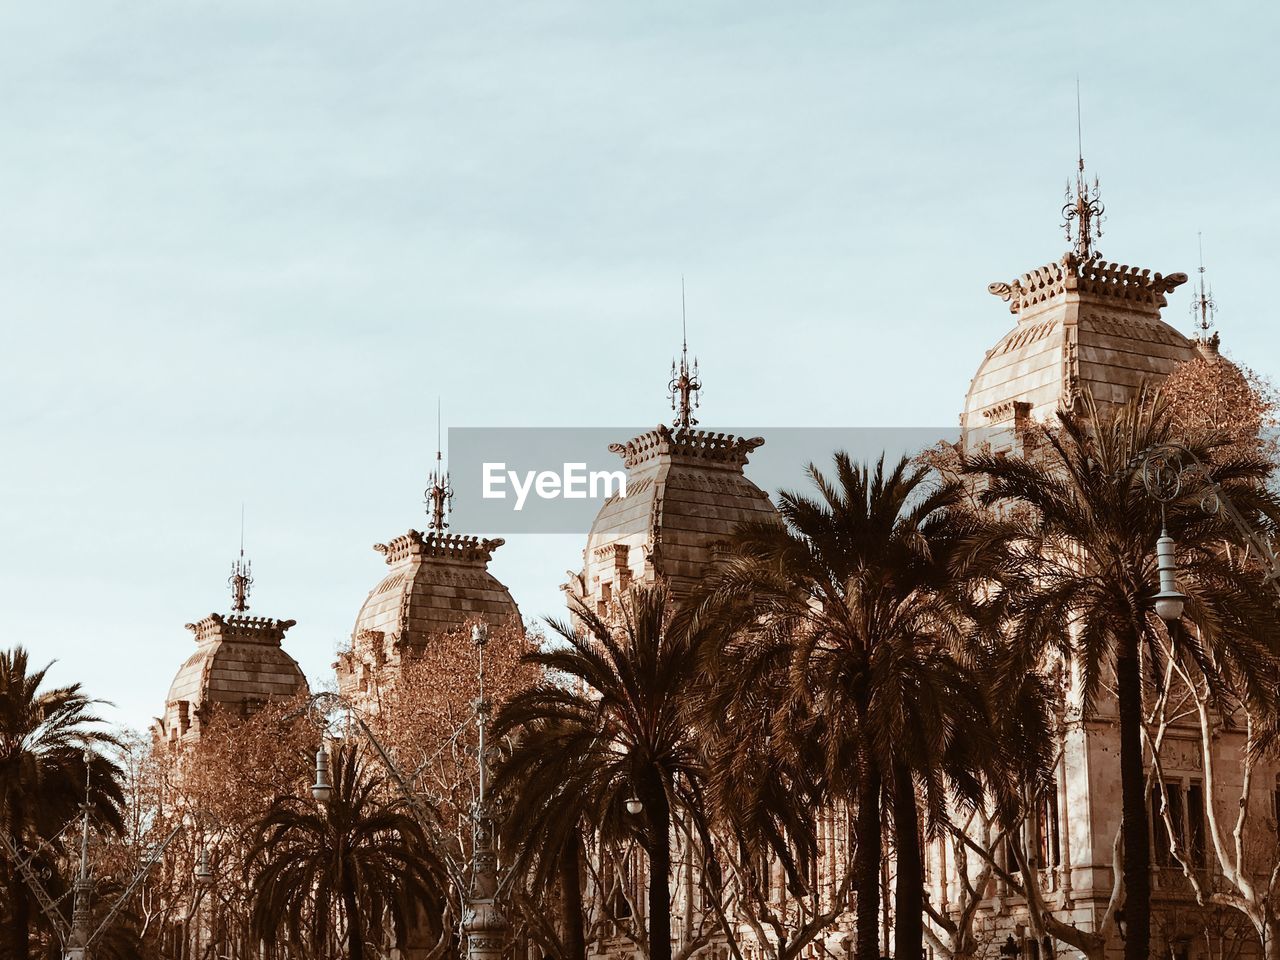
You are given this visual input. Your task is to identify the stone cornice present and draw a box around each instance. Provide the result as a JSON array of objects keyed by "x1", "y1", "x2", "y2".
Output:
[
  {"x1": 988, "y1": 252, "x2": 1187, "y2": 316},
  {"x1": 981, "y1": 400, "x2": 1032, "y2": 423},
  {"x1": 374, "y1": 529, "x2": 505, "y2": 566},
  {"x1": 184, "y1": 612, "x2": 296, "y2": 647},
  {"x1": 608, "y1": 424, "x2": 765, "y2": 469}
]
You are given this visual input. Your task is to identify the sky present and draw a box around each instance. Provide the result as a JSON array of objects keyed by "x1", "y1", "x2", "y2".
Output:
[{"x1": 2, "y1": 1, "x2": 1277, "y2": 733}]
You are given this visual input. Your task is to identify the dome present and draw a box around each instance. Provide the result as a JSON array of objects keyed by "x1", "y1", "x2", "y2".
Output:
[
  {"x1": 963, "y1": 253, "x2": 1195, "y2": 452},
  {"x1": 578, "y1": 425, "x2": 778, "y2": 608},
  {"x1": 335, "y1": 529, "x2": 521, "y2": 699},
  {"x1": 158, "y1": 613, "x2": 308, "y2": 745},
  {"x1": 1163, "y1": 335, "x2": 1271, "y2": 448}
]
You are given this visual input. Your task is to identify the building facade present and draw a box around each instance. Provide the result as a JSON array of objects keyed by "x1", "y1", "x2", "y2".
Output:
[{"x1": 154, "y1": 555, "x2": 308, "y2": 747}]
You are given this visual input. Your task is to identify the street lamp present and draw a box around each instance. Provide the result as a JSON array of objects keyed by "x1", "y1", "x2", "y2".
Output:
[
  {"x1": 193, "y1": 845, "x2": 213, "y2": 884},
  {"x1": 1128, "y1": 442, "x2": 1280, "y2": 611},
  {"x1": 1153, "y1": 529, "x2": 1188, "y2": 624},
  {"x1": 312, "y1": 746, "x2": 333, "y2": 804},
  {"x1": 625, "y1": 796, "x2": 643, "y2": 816}
]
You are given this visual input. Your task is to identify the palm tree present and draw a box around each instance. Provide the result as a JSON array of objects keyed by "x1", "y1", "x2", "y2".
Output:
[
  {"x1": 961, "y1": 392, "x2": 1280, "y2": 960},
  {"x1": 689, "y1": 453, "x2": 999, "y2": 960},
  {"x1": 0, "y1": 647, "x2": 124, "y2": 960},
  {"x1": 491, "y1": 716, "x2": 591, "y2": 960},
  {"x1": 245, "y1": 742, "x2": 445, "y2": 960},
  {"x1": 493, "y1": 584, "x2": 704, "y2": 960}
]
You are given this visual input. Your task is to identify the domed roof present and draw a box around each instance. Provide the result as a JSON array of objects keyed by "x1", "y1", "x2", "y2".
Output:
[
  {"x1": 578, "y1": 425, "x2": 777, "y2": 606},
  {"x1": 963, "y1": 253, "x2": 1195, "y2": 451},
  {"x1": 336, "y1": 529, "x2": 521, "y2": 700},
  {"x1": 158, "y1": 613, "x2": 308, "y2": 745},
  {"x1": 1163, "y1": 334, "x2": 1272, "y2": 448}
]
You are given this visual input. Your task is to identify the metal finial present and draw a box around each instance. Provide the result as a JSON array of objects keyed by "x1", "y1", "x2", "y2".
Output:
[
  {"x1": 425, "y1": 398, "x2": 454, "y2": 533},
  {"x1": 228, "y1": 505, "x2": 252, "y2": 613},
  {"x1": 667, "y1": 276, "x2": 702, "y2": 431},
  {"x1": 1061, "y1": 79, "x2": 1104, "y2": 260},
  {"x1": 1190, "y1": 231, "x2": 1217, "y2": 339}
]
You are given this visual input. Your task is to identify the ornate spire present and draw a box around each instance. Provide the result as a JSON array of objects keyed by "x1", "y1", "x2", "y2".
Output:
[
  {"x1": 667, "y1": 277, "x2": 702, "y2": 431},
  {"x1": 1190, "y1": 231, "x2": 1218, "y2": 341},
  {"x1": 1061, "y1": 81, "x2": 1104, "y2": 260},
  {"x1": 228, "y1": 506, "x2": 252, "y2": 613},
  {"x1": 425, "y1": 399, "x2": 454, "y2": 533}
]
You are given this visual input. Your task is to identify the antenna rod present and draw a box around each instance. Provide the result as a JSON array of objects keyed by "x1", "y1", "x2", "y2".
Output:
[
  {"x1": 426, "y1": 398, "x2": 452, "y2": 533},
  {"x1": 229, "y1": 504, "x2": 253, "y2": 613},
  {"x1": 681, "y1": 275, "x2": 687, "y2": 354},
  {"x1": 668, "y1": 276, "x2": 702, "y2": 431},
  {"x1": 1076, "y1": 76, "x2": 1083, "y2": 169},
  {"x1": 1191, "y1": 231, "x2": 1216, "y2": 337}
]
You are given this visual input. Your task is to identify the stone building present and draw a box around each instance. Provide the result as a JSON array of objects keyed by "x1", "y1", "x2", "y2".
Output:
[
  {"x1": 334, "y1": 444, "x2": 521, "y2": 709},
  {"x1": 153, "y1": 551, "x2": 308, "y2": 747},
  {"x1": 577, "y1": 426, "x2": 777, "y2": 611},
  {"x1": 927, "y1": 172, "x2": 1273, "y2": 959},
  {"x1": 965, "y1": 253, "x2": 1194, "y2": 456},
  {"x1": 575, "y1": 336, "x2": 777, "y2": 612},
  {"x1": 572, "y1": 160, "x2": 1274, "y2": 960}
]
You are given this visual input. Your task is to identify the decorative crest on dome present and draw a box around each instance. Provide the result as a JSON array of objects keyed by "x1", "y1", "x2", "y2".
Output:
[
  {"x1": 425, "y1": 399, "x2": 454, "y2": 533},
  {"x1": 987, "y1": 255, "x2": 1187, "y2": 316},
  {"x1": 668, "y1": 277, "x2": 702, "y2": 432},
  {"x1": 609, "y1": 424, "x2": 765, "y2": 469},
  {"x1": 374, "y1": 529, "x2": 506, "y2": 565},
  {"x1": 1061, "y1": 81, "x2": 1104, "y2": 260},
  {"x1": 185, "y1": 612, "x2": 296, "y2": 647},
  {"x1": 228, "y1": 505, "x2": 252, "y2": 613},
  {"x1": 1190, "y1": 232, "x2": 1218, "y2": 344}
]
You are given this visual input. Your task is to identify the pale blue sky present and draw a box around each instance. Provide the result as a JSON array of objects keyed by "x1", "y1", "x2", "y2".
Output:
[{"x1": 2, "y1": 2, "x2": 1276, "y2": 732}]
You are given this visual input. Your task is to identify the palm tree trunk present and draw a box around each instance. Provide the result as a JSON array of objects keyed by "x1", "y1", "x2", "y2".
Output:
[
  {"x1": 560, "y1": 831, "x2": 586, "y2": 960},
  {"x1": 1116, "y1": 632, "x2": 1150, "y2": 960},
  {"x1": 342, "y1": 869, "x2": 364, "y2": 960},
  {"x1": 643, "y1": 773, "x2": 672, "y2": 960},
  {"x1": 892, "y1": 765, "x2": 924, "y2": 960},
  {"x1": 854, "y1": 752, "x2": 882, "y2": 960}
]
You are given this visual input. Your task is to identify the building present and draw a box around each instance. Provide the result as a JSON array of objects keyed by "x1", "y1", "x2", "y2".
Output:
[
  {"x1": 334, "y1": 439, "x2": 521, "y2": 709},
  {"x1": 154, "y1": 549, "x2": 308, "y2": 747},
  {"x1": 571, "y1": 154, "x2": 1273, "y2": 960},
  {"x1": 928, "y1": 166, "x2": 1275, "y2": 960},
  {"x1": 576, "y1": 335, "x2": 777, "y2": 612},
  {"x1": 145, "y1": 150, "x2": 1270, "y2": 960}
]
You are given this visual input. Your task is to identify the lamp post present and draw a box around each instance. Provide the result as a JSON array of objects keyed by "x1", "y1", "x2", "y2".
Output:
[
  {"x1": 1128, "y1": 442, "x2": 1280, "y2": 620},
  {"x1": 0, "y1": 753, "x2": 183, "y2": 960},
  {"x1": 64, "y1": 789, "x2": 93, "y2": 960},
  {"x1": 1153, "y1": 528, "x2": 1187, "y2": 624},
  {"x1": 311, "y1": 745, "x2": 333, "y2": 805},
  {"x1": 193, "y1": 845, "x2": 213, "y2": 885},
  {"x1": 461, "y1": 622, "x2": 510, "y2": 960},
  {"x1": 304, "y1": 620, "x2": 510, "y2": 960}
]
